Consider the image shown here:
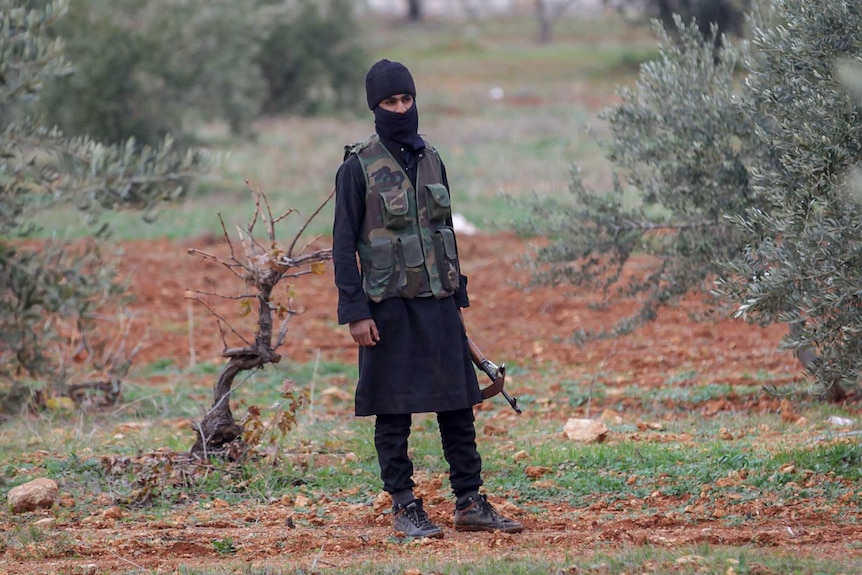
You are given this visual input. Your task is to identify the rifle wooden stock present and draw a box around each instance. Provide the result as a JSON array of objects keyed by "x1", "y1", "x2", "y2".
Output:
[{"x1": 466, "y1": 336, "x2": 522, "y2": 414}]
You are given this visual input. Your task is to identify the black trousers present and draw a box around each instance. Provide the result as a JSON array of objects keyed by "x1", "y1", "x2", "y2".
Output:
[{"x1": 374, "y1": 407, "x2": 483, "y2": 498}]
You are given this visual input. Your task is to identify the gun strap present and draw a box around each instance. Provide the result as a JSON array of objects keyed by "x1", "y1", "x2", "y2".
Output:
[{"x1": 480, "y1": 364, "x2": 506, "y2": 399}]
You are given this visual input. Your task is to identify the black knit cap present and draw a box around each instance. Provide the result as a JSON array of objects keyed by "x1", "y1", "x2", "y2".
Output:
[{"x1": 365, "y1": 59, "x2": 416, "y2": 110}]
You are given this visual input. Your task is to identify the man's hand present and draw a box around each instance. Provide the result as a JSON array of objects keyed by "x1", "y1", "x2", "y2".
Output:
[{"x1": 349, "y1": 318, "x2": 380, "y2": 347}]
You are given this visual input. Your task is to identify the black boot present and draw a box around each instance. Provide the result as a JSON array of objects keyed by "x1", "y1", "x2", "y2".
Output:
[
  {"x1": 392, "y1": 498, "x2": 443, "y2": 538},
  {"x1": 454, "y1": 494, "x2": 524, "y2": 533}
]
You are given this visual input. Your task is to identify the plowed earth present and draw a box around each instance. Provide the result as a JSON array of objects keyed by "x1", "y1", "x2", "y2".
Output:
[{"x1": 4, "y1": 233, "x2": 861, "y2": 574}]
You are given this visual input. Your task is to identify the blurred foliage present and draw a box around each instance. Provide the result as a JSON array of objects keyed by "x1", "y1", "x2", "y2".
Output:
[
  {"x1": 0, "y1": 0, "x2": 206, "y2": 406},
  {"x1": 257, "y1": 0, "x2": 365, "y2": 116},
  {"x1": 38, "y1": 0, "x2": 366, "y2": 146},
  {"x1": 523, "y1": 0, "x2": 862, "y2": 397}
]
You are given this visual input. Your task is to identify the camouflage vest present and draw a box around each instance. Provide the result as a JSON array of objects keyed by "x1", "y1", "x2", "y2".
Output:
[{"x1": 345, "y1": 134, "x2": 460, "y2": 303}]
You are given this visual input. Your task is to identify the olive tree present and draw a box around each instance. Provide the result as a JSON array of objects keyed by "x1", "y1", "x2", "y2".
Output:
[
  {"x1": 0, "y1": 0, "x2": 205, "y2": 410},
  {"x1": 522, "y1": 18, "x2": 758, "y2": 336},
  {"x1": 525, "y1": 0, "x2": 862, "y2": 399},
  {"x1": 717, "y1": 0, "x2": 862, "y2": 399},
  {"x1": 38, "y1": 0, "x2": 366, "y2": 146}
]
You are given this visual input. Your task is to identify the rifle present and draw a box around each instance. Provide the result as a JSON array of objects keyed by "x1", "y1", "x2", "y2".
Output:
[{"x1": 467, "y1": 337, "x2": 522, "y2": 414}]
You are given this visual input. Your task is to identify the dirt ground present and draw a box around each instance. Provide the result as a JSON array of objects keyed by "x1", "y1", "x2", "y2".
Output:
[{"x1": 4, "y1": 232, "x2": 861, "y2": 574}]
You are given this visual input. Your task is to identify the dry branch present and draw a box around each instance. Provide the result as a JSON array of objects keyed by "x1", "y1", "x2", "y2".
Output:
[
  {"x1": 186, "y1": 185, "x2": 333, "y2": 458},
  {"x1": 46, "y1": 311, "x2": 142, "y2": 409}
]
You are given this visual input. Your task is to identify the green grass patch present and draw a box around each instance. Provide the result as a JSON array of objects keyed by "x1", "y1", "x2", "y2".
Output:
[
  {"x1": 172, "y1": 545, "x2": 862, "y2": 575},
  {"x1": 770, "y1": 440, "x2": 862, "y2": 481},
  {"x1": 3, "y1": 354, "x2": 862, "y2": 570}
]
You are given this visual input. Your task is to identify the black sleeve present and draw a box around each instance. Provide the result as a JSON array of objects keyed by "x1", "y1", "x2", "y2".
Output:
[
  {"x1": 333, "y1": 154, "x2": 373, "y2": 325},
  {"x1": 441, "y1": 160, "x2": 471, "y2": 309}
]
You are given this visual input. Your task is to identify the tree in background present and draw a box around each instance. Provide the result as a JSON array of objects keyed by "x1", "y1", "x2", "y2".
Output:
[
  {"x1": 534, "y1": 0, "x2": 579, "y2": 43},
  {"x1": 608, "y1": 0, "x2": 750, "y2": 44},
  {"x1": 524, "y1": 0, "x2": 862, "y2": 399},
  {"x1": 0, "y1": 0, "x2": 205, "y2": 412},
  {"x1": 257, "y1": 0, "x2": 365, "y2": 116},
  {"x1": 653, "y1": 0, "x2": 749, "y2": 42},
  {"x1": 522, "y1": 18, "x2": 753, "y2": 335},
  {"x1": 534, "y1": 0, "x2": 747, "y2": 45},
  {"x1": 37, "y1": 0, "x2": 366, "y2": 147},
  {"x1": 407, "y1": 0, "x2": 423, "y2": 21},
  {"x1": 38, "y1": 0, "x2": 188, "y2": 146}
]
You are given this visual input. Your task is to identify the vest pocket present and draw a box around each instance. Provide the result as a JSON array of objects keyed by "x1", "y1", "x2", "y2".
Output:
[
  {"x1": 432, "y1": 227, "x2": 460, "y2": 293},
  {"x1": 398, "y1": 234, "x2": 425, "y2": 298},
  {"x1": 424, "y1": 183, "x2": 451, "y2": 223},
  {"x1": 364, "y1": 237, "x2": 399, "y2": 302},
  {"x1": 379, "y1": 187, "x2": 413, "y2": 229}
]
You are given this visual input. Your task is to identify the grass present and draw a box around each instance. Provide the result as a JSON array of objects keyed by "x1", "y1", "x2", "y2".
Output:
[
  {"x1": 3, "y1": 361, "x2": 862, "y2": 571},
  {"x1": 169, "y1": 546, "x2": 860, "y2": 575},
  {"x1": 4, "y1": 350, "x2": 861, "y2": 571}
]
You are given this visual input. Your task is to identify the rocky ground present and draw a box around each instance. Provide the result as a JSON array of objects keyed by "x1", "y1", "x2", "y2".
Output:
[{"x1": 3, "y1": 232, "x2": 860, "y2": 574}]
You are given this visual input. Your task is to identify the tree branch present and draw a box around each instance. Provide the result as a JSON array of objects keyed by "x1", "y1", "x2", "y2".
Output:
[
  {"x1": 186, "y1": 248, "x2": 246, "y2": 280},
  {"x1": 287, "y1": 187, "x2": 335, "y2": 257},
  {"x1": 185, "y1": 296, "x2": 251, "y2": 347}
]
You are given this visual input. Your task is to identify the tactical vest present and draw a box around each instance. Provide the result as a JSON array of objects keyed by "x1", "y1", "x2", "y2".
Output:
[{"x1": 345, "y1": 134, "x2": 461, "y2": 303}]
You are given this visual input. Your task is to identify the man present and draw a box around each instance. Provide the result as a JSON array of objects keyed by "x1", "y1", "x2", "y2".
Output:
[{"x1": 332, "y1": 59, "x2": 524, "y2": 538}]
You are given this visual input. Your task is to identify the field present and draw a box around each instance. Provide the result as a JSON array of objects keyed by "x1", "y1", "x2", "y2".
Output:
[{"x1": 3, "y1": 11, "x2": 862, "y2": 575}]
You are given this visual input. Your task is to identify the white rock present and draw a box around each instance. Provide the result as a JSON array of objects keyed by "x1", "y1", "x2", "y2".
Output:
[
  {"x1": 828, "y1": 415, "x2": 855, "y2": 428},
  {"x1": 452, "y1": 213, "x2": 477, "y2": 235},
  {"x1": 7, "y1": 477, "x2": 59, "y2": 513},
  {"x1": 563, "y1": 418, "x2": 608, "y2": 443},
  {"x1": 33, "y1": 517, "x2": 55, "y2": 527}
]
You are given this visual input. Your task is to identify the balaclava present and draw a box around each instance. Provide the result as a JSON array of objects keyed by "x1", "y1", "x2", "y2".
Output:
[{"x1": 365, "y1": 59, "x2": 424, "y2": 151}]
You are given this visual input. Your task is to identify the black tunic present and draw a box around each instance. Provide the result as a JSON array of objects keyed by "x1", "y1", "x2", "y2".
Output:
[{"x1": 332, "y1": 138, "x2": 482, "y2": 416}]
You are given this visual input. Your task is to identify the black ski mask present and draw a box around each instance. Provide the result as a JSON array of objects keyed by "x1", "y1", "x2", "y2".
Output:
[
  {"x1": 373, "y1": 104, "x2": 424, "y2": 151},
  {"x1": 365, "y1": 59, "x2": 424, "y2": 151}
]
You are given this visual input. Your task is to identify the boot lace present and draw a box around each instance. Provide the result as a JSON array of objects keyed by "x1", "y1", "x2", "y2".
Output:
[
  {"x1": 474, "y1": 494, "x2": 502, "y2": 520},
  {"x1": 405, "y1": 501, "x2": 435, "y2": 530}
]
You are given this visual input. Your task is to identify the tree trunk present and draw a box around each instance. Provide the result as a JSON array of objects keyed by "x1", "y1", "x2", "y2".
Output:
[
  {"x1": 535, "y1": 0, "x2": 553, "y2": 43},
  {"x1": 407, "y1": 0, "x2": 422, "y2": 21},
  {"x1": 788, "y1": 322, "x2": 846, "y2": 402},
  {"x1": 190, "y1": 282, "x2": 281, "y2": 458},
  {"x1": 534, "y1": 0, "x2": 577, "y2": 44},
  {"x1": 189, "y1": 355, "x2": 260, "y2": 458},
  {"x1": 790, "y1": 322, "x2": 818, "y2": 372},
  {"x1": 821, "y1": 380, "x2": 847, "y2": 402}
]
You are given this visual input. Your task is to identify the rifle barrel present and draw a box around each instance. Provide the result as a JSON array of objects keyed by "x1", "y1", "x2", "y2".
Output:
[{"x1": 501, "y1": 389, "x2": 521, "y2": 414}]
